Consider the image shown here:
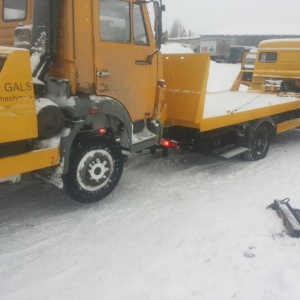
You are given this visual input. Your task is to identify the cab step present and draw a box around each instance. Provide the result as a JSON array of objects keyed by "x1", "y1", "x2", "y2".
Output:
[
  {"x1": 130, "y1": 130, "x2": 159, "y2": 153},
  {"x1": 214, "y1": 144, "x2": 249, "y2": 158}
]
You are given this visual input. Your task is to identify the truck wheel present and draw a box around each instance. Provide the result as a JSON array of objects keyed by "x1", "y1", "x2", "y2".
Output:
[
  {"x1": 63, "y1": 136, "x2": 123, "y2": 203},
  {"x1": 243, "y1": 123, "x2": 270, "y2": 161}
]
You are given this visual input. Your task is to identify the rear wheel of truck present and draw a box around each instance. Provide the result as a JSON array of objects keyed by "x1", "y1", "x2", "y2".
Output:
[
  {"x1": 243, "y1": 123, "x2": 271, "y2": 161},
  {"x1": 63, "y1": 136, "x2": 123, "y2": 203}
]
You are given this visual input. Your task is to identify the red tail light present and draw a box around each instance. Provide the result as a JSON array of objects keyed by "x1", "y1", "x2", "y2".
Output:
[
  {"x1": 160, "y1": 139, "x2": 178, "y2": 149},
  {"x1": 98, "y1": 128, "x2": 107, "y2": 134}
]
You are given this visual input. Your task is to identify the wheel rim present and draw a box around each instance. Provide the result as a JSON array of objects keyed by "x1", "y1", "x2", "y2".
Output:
[
  {"x1": 77, "y1": 149, "x2": 114, "y2": 192},
  {"x1": 254, "y1": 129, "x2": 268, "y2": 155}
]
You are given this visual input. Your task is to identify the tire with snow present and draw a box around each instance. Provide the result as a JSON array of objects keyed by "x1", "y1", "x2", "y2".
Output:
[
  {"x1": 63, "y1": 136, "x2": 123, "y2": 203},
  {"x1": 242, "y1": 123, "x2": 271, "y2": 161}
]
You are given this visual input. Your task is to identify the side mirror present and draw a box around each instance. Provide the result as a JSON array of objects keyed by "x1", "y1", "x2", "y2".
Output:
[
  {"x1": 153, "y1": 1, "x2": 164, "y2": 49},
  {"x1": 148, "y1": 1, "x2": 165, "y2": 64}
]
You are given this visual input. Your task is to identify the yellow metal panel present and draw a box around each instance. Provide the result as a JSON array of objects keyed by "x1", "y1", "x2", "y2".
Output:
[
  {"x1": 201, "y1": 100, "x2": 300, "y2": 132},
  {"x1": 276, "y1": 118, "x2": 300, "y2": 134},
  {"x1": 0, "y1": 49, "x2": 38, "y2": 143},
  {"x1": 154, "y1": 52, "x2": 167, "y2": 123},
  {"x1": 73, "y1": 0, "x2": 95, "y2": 94},
  {"x1": 48, "y1": 0, "x2": 78, "y2": 94},
  {"x1": 230, "y1": 70, "x2": 252, "y2": 91},
  {"x1": 259, "y1": 39, "x2": 300, "y2": 50},
  {"x1": 163, "y1": 53, "x2": 210, "y2": 128},
  {"x1": 0, "y1": 147, "x2": 59, "y2": 178}
]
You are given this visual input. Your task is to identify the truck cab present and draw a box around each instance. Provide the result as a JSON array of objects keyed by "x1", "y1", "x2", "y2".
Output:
[
  {"x1": 250, "y1": 39, "x2": 300, "y2": 93},
  {"x1": 0, "y1": 0, "x2": 167, "y2": 203},
  {"x1": 163, "y1": 38, "x2": 300, "y2": 161}
]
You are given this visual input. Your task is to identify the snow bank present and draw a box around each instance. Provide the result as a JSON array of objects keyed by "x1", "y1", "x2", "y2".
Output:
[
  {"x1": 207, "y1": 61, "x2": 244, "y2": 92},
  {"x1": 161, "y1": 43, "x2": 193, "y2": 54}
]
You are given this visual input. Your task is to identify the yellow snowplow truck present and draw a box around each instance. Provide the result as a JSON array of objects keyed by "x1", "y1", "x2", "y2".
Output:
[{"x1": 0, "y1": 0, "x2": 168, "y2": 203}]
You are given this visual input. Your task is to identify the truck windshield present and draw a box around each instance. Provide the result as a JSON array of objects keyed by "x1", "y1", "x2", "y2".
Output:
[
  {"x1": 244, "y1": 53, "x2": 256, "y2": 70},
  {"x1": 3, "y1": 0, "x2": 27, "y2": 21}
]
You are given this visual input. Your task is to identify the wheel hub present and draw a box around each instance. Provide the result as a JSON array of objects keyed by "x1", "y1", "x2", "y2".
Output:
[
  {"x1": 77, "y1": 150, "x2": 114, "y2": 191},
  {"x1": 255, "y1": 132, "x2": 267, "y2": 154},
  {"x1": 88, "y1": 159, "x2": 109, "y2": 182}
]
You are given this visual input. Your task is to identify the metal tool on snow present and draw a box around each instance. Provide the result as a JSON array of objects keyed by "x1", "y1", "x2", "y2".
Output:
[{"x1": 267, "y1": 198, "x2": 300, "y2": 238}]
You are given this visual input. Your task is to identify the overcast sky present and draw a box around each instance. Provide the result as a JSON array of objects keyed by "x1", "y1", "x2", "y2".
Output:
[{"x1": 162, "y1": 0, "x2": 300, "y2": 35}]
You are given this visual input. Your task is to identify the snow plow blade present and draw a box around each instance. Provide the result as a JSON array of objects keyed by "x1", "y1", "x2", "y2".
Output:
[{"x1": 268, "y1": 199, "x2": 300, "y2": 238}]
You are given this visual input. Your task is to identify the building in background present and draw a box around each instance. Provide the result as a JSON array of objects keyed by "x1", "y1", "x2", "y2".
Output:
[
  {"x1": 201, "y1": 25, "x2": 300, "y2": 47},
  {"x1": 167, "y1": 24, "x2": 300, "y2": 52},
  {"x1": 167, "y1": 37, "x2": 201, "y2": 51}
]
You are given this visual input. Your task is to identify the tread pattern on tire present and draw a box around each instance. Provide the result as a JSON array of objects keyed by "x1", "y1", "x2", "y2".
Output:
[
  {"x1": 63, "y1": 136, "x2": 123, "y2": 203},
  {"x1": 242, "y1": 123, "x2": 271, "y2": 161}
]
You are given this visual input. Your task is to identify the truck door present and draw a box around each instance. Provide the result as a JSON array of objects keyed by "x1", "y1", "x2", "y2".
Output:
[{"x1": 94, "y1": 0, "x2": 158, "y2": 122}]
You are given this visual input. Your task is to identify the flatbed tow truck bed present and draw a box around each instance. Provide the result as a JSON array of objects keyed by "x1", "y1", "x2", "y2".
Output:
[
  {"x1": 202, "y1": 91, "x2": 300, "y2": 131},
  {"x1": 163, "y1": 54, "x2": 300, "y2": 134}
]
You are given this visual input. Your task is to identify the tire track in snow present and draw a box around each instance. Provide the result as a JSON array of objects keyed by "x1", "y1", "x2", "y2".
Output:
[{"x1": 1, "y1": 131, "x2": 300, "y2": 236}]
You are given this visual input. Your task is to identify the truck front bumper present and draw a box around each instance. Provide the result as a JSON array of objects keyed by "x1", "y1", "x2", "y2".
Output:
[{"x1": 0, "y1": 147, "x2": 59, "y2": 179}]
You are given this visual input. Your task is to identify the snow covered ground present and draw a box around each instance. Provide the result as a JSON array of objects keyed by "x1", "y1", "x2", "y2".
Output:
[
  {"x1": 1, "y1": 62, "x2": 300, "y2": 300},
  {"x1": 161, "y1": 43, "x2": 194, "y2": 54}
]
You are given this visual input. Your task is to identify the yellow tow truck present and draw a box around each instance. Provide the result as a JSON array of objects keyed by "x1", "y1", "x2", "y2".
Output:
[{"x1": 162, "y1": 38, "x2": 300, "y2": 160}]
